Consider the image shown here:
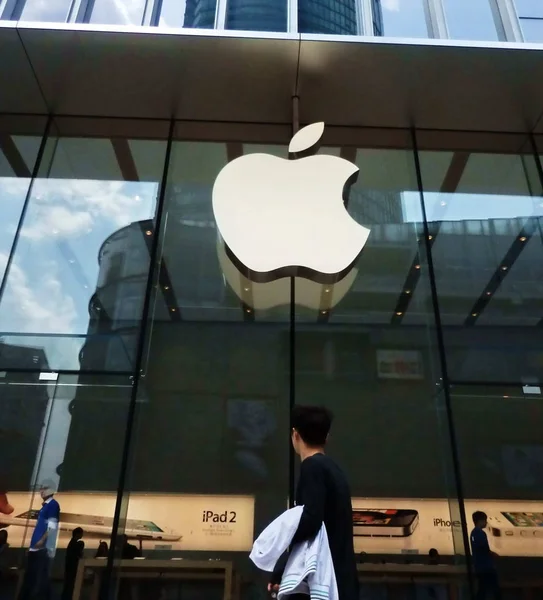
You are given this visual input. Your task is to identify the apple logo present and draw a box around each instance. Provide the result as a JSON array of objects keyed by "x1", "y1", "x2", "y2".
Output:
[{"x1": 212, "y1": 122, "x2": 370, "y2": 286}]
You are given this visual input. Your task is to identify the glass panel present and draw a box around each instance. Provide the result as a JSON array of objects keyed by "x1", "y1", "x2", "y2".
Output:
[
  {"x1": 0, "y1": 122, "x2": 44, "y2": 288},
  {"x1": 160, "y1": 0, "x2": 217, "y2": 27},
  {"x1": 0, "y1": 372, "x2": 133, "y2": 598},
  {"x1": 419, "y1": 139, "x2": 543, "y2": 385},
  {"x1": 294, "y1": 139, "x2": 467, "y2": 565},
  {"x1": 89, "y1": 0, "x2": 147, "y2": 25},
  {"x1": 226, "y1": 0, "x2": 287, "y2": 32},
  {"x1": 443, "y1": 0, "x2": 501, "y2": 41},
  {"x1": 299, "y1": 0, "x2": 358, "y2": 35},
  {"x1": 515, "y1": 0, "x2": 543, "y2": 18},
  {"x1": 373, "y1": 0, "x2": 431, "y2": 38},
  {"x1": 115, "y1": 133, "x2": 290, "y2": 597},
  {"x1": 0, "y1": 119, "x2": 168, "y2": 372},
  {"x1": 451, "y1": 383, "x2": 543, "y2": 563},
  {"x1": 19, "y1": 0, "x2": 72, "y2": 22},
  {"x1": 520, "y1": 18, "x2": 543, "y2": 42}
]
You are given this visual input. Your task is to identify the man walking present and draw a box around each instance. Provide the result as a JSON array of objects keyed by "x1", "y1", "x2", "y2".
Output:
[
  {"x1": 269, "y1": 405, "x2": 358, "y2": 600},
  {"x1": 19, "y1": 481, "x2": 60, "y2": 600}
]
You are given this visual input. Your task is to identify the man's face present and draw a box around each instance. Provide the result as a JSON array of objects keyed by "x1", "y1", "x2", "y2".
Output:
[
  {"x1": 291, "y1": 429, "x2": 301, "y2": 455},
  {"x1": 40, "y1": 488, "x2": 51, "y2": 500}
]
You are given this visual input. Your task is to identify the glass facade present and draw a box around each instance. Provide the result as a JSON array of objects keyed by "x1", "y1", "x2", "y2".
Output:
[
  {"x1": 515, "y1": 0, "x2": 543, "y2": 41},
  {"x1": 372, "y1": 0, "x2": 431, "y2": 38},
  {"x1": 1, "y1": 116, "x2": 543, "y2": 600},
  {"x1": 1, "y1": 0, "x2": 541, "y2": 43},
  {"x1": 442, "y1": 0, "x2": 503, "y2": 41}
]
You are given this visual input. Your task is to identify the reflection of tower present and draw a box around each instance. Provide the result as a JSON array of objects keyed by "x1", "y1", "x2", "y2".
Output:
[
  {"x1": 79, "y1": 220, "x2": 153, "y2": 373},
  {"x1": 184, "y1": 0, "x2": 216, "y2": 28},
  {"x1": 372, "y1": 0, "x2": 384, "y2": 35},
  {"x1": 349, "y1": 189, "x2": 404, "y2": 225},
  {"x1": 298, "y1": 0, "x2": 358, "y2": 35},
  {"x1": 224, "y1": 0, "x2": 288, "y2": 32},
  {"x1": 212, "y1": 0, "x2": 359, "y2": 34},
  {"x1": 0, "y1": 343, "x2": 50, "y2": 490}
]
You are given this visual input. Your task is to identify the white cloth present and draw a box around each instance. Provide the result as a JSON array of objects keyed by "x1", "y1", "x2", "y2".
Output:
[{"x1": 250, "y1": 506, "x2": 338, "y2": 600}]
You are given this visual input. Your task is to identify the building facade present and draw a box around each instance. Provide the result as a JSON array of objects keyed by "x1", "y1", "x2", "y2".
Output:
[{"x1": 1, "y1": 0, "x2": 543, "y2": 598}]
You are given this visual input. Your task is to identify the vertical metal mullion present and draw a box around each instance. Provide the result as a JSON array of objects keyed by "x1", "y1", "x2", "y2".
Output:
[
  {"x1": 529, "y1": 133, "x2": 543, "y2": 200},
  {"x1": 287, "y1": 0, "x2": 298, "y2": 34},
  {"x1": 0, "y1": 115, "x2": 53, "y2": 307},
  {"x1": 288, "y1": 276, "x2": 296, "y2": 508},
  {"x1": 4, "y1": 0, "x2": 27, "y2": 20},
  {"x1": 360, "y1": 0, "x2": 373, "y2": 36},
  {"x1": 100, "y1": 118, "x2": 175, "y2": 600},
  {"x1": 141, "y1": 0, "x2": 157, "y2": 26},
  {"x1": 214, "y1": 0, "x2": 227, "y2": 29},
  {"x1": 147, "y1": 0, "x2": 162, "y2": 26},
  {"x1": 66, "y1": 0, "x2": 84, "y2": 22},
  {"x1": 495, "y1": 0, "x2": 524, "y2": 41},
  {"x1": 410, "y1": 128, "x2": 474, "y2": 593},
  {"x1": 78, "y1": 0, "x2": 95, "y2": 23},
  {"x1": 426, "y1": 0, "x2": 449, "y2": 38}
]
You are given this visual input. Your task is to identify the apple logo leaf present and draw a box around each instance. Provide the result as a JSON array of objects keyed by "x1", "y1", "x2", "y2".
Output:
[{"x1": 288, "y1": 122, "x2": 325, "y2": 155}]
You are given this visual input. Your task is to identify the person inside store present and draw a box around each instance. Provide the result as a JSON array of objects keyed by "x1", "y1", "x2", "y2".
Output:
[
  {"x1": 0, "y1": 493, "x2": 13, "y2": 516},
  {"x1": 61, "y1": 527, "x2": 85, "y2": 600},
  {"x1": 120, "y1": 535, "x2": 140, "y2": 559},
  {"x1": 0, "y1": 529, "x2": 9, "y2": 577},
  {"x1": 18, "y1": 481, "x2": 60, "y2": 600},
  {"x1": 471, "y1": 511, "x2": 501, "y2": 600},
  {"x1": 95, "y1": 541, "x2": 109, "y2": 558},
  {"x1": 268, "y1": 405, "x2": 358, "y2": 600}
]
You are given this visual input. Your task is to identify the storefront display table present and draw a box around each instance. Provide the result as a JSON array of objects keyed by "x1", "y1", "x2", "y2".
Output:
[
  {"x1": 72, "y1": 558, "x2": 234, "y2": 600},
  {"x1": 357, "y1": 563, "x2": 466, "y2": 600}
]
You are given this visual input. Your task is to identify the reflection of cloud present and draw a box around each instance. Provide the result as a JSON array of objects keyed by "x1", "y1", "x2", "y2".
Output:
[
  {"x1": 18, "y1": 0, "x2": 72, "y2": 21},
  {"x1": 0, "y1": 252, "x2": 77, "y2": 334},
  {"x1": 382, "y1": 0, "x2": 400, "y2": 11},
  {"x1": 21, "y1": 179, "x2": 156, "y2": 241}
]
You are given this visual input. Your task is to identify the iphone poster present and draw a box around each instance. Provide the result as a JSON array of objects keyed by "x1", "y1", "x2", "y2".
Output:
[
  {"x1": 0, "y1": 492, "x2": 255, "y2": 552},
  {"x1": 351, "y1": 497, "x2": 543, "y2": 557}
]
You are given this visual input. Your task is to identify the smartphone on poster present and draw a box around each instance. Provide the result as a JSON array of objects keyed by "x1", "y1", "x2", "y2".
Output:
[{"x1": 352, "y1": 508, "x2": 419, "y2": 537}]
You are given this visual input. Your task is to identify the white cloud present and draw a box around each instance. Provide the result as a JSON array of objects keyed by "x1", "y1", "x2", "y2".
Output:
[
  {"x1": 382, "y1": 0, "x2": 400, "y2": 11},
  {"x1": 0, "y1": 252, "x2": 78, "y2": 334},
  {"x1": 20, "y1": 179, "x2": 156, "y2": 241}
]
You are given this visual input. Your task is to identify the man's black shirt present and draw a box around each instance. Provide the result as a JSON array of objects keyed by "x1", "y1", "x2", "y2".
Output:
[{"x1": 273, "y1": 453, "x2": 358, "y2": 600}]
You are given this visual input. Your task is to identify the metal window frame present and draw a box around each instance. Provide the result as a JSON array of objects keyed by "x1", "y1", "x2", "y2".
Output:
[
  {"x1": 365, "y1": 0, "x2": 444, "y2": 38},
  {"x1": 214, "y1": 0, "x2": 227, "y2": 29},
  {"x1": 287, "y1": 0, "x2": 298, "y2": 34},
  {"x1": 495, "y1": 0, "x2": 524, "y2": 41},
  {"x1": 73, "y1": 0, "x2": 153, "y2": 24},
  {"x1": 1, "y1": 0, "x2": 25, "y2": 20}
]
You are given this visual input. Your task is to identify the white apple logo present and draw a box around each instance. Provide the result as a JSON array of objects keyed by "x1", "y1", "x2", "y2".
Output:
[{"x1": 212, "y1": 122, "x2": 370, "y2": 284}]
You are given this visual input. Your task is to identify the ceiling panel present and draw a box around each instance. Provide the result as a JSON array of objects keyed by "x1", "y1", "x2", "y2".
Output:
[
  {"x1": 298, "y1": 35, "x2": 543, "y2": 132},
  {"x1": 17, "y1": 24, "x2": 300, "y2": 122},
  {"x1": 0, "y1": 23, "x2": 47, "y2": 114}
]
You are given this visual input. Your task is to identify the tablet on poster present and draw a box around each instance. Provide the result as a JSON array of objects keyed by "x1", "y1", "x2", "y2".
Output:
[{"x1": 0, "y1": 492, "x2": 255, "y2": 552}]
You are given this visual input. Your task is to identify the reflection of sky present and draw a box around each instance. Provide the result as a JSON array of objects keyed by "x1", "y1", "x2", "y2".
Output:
[
  {"x1": 442, "y1": 0, "x2": 499, "y2": 41},
  {"x1": 406, "y1": 192, "x2": 543, "y2": 223},
  {"x1": 89, "y1": 0, "x2": 147, "y2": 25},
  {"x1": 19, "y1": 0, "x2": 71, "y2": 22},
  {"x1": 379, "y1": 0, "x2": 429, "y2": 38},
  {"x1": 0, "y1": 178, "x2": 158, "y2": 368},
  {"x1": 159, "y1": 0, "x2": 188, "y2": 27}
]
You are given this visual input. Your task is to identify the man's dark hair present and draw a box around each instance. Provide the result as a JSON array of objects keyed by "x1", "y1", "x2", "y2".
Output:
[
  {"x1": 472, "y1": 511, "x2": 487, "y2": 525},
  {"x1": 72, "y1": 527, "x2": 84, "y2": 538},
  {"x1": 291, "y1": 405, "x2": 333, "y2": 446}
]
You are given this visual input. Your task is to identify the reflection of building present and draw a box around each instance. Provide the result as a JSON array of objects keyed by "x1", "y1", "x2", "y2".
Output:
[
  {"x1": 184, "y1": 0, "x2": 216, "y2": 28},
  {"x1": 225, "y1": 0, "x2": 288, "y2": 31},
  {"x1": 0, "y1": 343, "x2": 50, "y2": 490},
  {"x1": 218, "y1": 0, "x2": 359, "y2": 33},
  {"x1": 298, "y1": 0, "x2": 357, "y2": 35}
]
